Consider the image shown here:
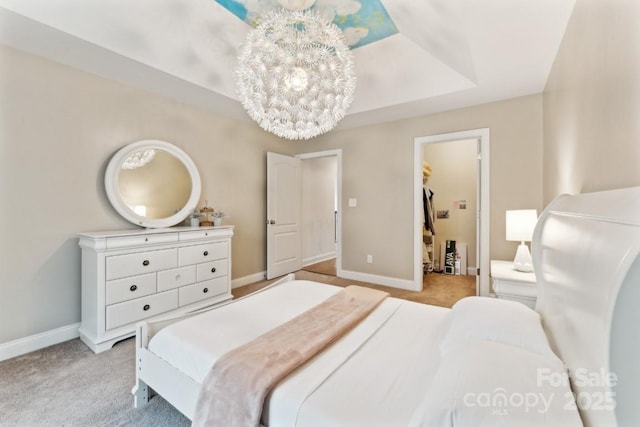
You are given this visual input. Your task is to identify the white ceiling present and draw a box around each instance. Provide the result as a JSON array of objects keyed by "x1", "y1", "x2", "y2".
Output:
[{"x1": 0, "y1": 0, "x2": 576, "y2": 132}]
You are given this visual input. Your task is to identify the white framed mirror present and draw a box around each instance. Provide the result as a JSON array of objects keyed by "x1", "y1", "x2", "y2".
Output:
[{"x1": 105, "y1": 139, "x2": 201, "y2": 228}]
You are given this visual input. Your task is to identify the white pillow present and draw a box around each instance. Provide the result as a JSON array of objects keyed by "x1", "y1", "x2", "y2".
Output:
[
  {"x1": 409, "y1": 340, "x2": 583, "y2": 427},
  {"x1": 440, "y1": 296, "x2": 557, "y2": 359}
]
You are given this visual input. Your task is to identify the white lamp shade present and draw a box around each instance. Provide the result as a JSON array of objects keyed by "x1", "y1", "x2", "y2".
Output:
[{"x1": 506, "y1": 209, "x2": 538, "y2": 242}]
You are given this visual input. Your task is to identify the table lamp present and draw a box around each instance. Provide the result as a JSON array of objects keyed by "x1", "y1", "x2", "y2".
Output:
[{"x1": 506, "y1": 209, "x2": 538, "y2": 272}]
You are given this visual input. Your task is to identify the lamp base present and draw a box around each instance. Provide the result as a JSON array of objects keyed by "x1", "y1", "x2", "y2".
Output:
[{"x1": 513, "y1": 242, "x2": 534, "y2": 272}]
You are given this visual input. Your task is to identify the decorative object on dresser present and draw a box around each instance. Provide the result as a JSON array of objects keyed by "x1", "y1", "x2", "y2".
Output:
[
  {"x1": 199, "y1": 202, "x2": 214, "y2": 227},
  {"x1": 490, "y1": 259, "x2": 536, "y2": 308},
  {"x1": 505, "y1": 209, "x2": 538, "y2": 272},
  {"x1": 78, "y1": 226, "x2": 234, "y2": 353},
  {"x1": 189, "y1": 209, "x2": 201, "y2": 227},
  {"x1": 212, "y1": 211, "x2": 225, "y2": 227}
]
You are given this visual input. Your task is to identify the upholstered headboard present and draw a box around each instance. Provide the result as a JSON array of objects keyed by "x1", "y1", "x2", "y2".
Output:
[{"x1": 532, "y1": 187, "x2": 640, "y2": 427}]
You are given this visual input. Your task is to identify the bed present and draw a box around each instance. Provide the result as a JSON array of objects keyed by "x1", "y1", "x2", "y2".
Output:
[{"x1": 132, "y1": 187, "x2": 640, "y2": 426}]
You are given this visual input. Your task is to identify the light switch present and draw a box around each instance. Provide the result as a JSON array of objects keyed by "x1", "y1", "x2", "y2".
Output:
[{"x1": 348, "y1": 198, "x2": 357, "y2": 207}]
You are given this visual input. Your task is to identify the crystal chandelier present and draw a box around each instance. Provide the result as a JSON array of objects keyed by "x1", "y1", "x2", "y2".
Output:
[{"x1": 235, "y1": 8, "x2": 356, "y2": 140}]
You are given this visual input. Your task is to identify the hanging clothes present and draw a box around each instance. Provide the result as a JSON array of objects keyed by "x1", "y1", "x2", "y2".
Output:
[{"x1": 423, "y1": 186, "x2": 435, "y2": 235}]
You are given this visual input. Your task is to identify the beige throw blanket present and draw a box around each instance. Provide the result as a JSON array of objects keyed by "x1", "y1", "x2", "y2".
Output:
[{"x1": 191, "y1": 285, "x2": 389, "y2": 427}]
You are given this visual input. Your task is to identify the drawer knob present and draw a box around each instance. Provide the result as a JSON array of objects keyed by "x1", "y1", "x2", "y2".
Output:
[
  {"x1": 203, "y1": 288, "x2": 209, "y2": 294},
  {"x1": 142, "y1": 260, "x2": 150, "y2": 266},
  {"x1": 130, "y1": 285, "x2": 137, "y2": 292},
  {"x1": 143, "y1": 304, "x2": 150, "y2": 311},
  {"x1": 203, "y1": 251, "x2": 209, "y2": 256},
  {"x1": 211, "y1": 267, "x2": 217, "y2": 273}
]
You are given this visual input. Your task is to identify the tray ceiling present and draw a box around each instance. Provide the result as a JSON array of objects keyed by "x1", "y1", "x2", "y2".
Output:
[{"x1": 0, "y1": 0, "x2": 576, "y2": 131}]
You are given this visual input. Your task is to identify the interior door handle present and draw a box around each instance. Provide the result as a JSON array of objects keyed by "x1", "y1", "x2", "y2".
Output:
[{"x1": 268, "y1": 220, "x2": 276, "y2": 225}]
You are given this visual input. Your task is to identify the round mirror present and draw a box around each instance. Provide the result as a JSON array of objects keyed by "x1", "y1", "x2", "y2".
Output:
[{"x1": 105, "y1": 140, "x2": 201, "y2": 228}]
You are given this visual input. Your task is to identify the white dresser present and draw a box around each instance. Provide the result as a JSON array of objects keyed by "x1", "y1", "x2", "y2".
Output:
[{"x1": 78, "y1": 226, "x2": 234, "y2": 353}]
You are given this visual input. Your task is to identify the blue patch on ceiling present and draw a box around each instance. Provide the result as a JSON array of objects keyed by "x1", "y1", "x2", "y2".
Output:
[
  {"x1": 216, "y1": 0, "x2": 398, "y2": 49},
  {"x1": 217, "y1": 0, "x2": 248, "y2": 21}
]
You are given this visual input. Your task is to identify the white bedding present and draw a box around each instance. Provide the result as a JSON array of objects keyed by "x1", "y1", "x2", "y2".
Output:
[
  {"x1": 271, "y1": 299, "x2": 449, "y2": 427},
  {"x1": 148, "y1": 279, "x2": 450, "y2": 425},
  {"x1": 149, "y1": 280, "x2": 343, "y2": 382},
  {"x1": 147, "y1": 279, "x2": 580, "y2": 426}
]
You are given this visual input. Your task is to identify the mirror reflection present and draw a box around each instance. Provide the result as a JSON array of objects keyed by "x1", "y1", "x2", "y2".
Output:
[{"x1": 118, "y1": 149, "x2": 192, "y2": 219}]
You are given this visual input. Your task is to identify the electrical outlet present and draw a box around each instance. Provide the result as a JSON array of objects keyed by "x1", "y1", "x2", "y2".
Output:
[{"x1": 367, "y1": 254, "x2": 373, "y2": 264}]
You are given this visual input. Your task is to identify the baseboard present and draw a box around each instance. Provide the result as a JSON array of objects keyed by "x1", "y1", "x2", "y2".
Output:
[
  {"x1": 231, "y1": 271, "x2": 266, "y2": 289},
  {"x1": 0, "y1": 322, "x2": 80, "y2": 362},
  {"x1": 339, "y1": 269, "x2": 419, "y2": 291},
  {"x1": 303, "y1": 252, "x2": 336, "y2": 267}
]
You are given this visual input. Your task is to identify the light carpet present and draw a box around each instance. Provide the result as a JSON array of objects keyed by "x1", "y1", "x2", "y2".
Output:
[{"x1": 0, "y1": 337, "x2": 188, "y2": 426}]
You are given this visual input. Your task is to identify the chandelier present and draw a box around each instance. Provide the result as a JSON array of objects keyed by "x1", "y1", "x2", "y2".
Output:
[
  {"x1": 235, "y1": 7, "x2": 356, "y2": 140},
  {"x1": 121, "y1": 149, "x2": 156, "y2": 170}
]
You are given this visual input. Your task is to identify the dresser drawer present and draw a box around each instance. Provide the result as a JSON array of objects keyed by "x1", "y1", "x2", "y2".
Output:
[
  {"x1": 106, "y1": 233, "x2": 178, "y2": 249},
  {"x1": 79, "y1": 226, "x2": 234, "y2": 353},
  {"x1": 157, "y1": 265, "x2": 196, "y2": 292},
  {"x1": 106, "y1": 290, "x2": 178, "y2": 330},
  {"x1": 179, "y1": 277, "x2": 228, "y2": 307},
  {"x1": 180, "y1": 229, "x2": 219, "y2": 242},
  {"x1": 196, "y1": 259, "x2": 228, "y2": 282},
  {"x1": 106, "y1": 248, "x2": 177, "y2": 281},
  {"x1": 179, "y1": 242, "x2": 228, "y2": 266},
  {"x1": 105, "y1": 273, "x2": 156, "y2": 305}
]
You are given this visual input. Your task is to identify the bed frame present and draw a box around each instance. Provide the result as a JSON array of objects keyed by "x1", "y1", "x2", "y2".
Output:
[
  {"x1": 131, "y1": 274, "x2": 295, "y2": 418},
  {"x1": 532, "y1": 186, "x2": 640, "y2": 426},
  {"x1": 132, "y1": 187, "x2": 640, "y2": 427}
]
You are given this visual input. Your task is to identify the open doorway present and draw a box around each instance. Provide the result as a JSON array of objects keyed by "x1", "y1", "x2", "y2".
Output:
[
  {"x1": 414, "y1": 129, "x2": 490, "y2": 296},
  {"x1": 298, "y1": 150, "x2": 342, "y2": 277}
]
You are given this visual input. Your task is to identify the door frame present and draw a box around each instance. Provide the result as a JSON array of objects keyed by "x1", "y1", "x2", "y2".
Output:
[
  {"x1": 296, "y1": 149, "x2": 343, "y2": 276},
  {"x1": 413, "y1": 128, "x2": 490, "y2": 296}
]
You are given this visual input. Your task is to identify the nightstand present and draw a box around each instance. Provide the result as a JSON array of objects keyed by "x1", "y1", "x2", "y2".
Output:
[{"x1": 490, "y1": 260, "x2": 537, "y2": 308}]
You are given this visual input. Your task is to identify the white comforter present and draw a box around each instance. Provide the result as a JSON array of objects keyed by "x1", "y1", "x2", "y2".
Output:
[
  {"x1": 147, "y1": 280, "x2": 583, "y2": 426},
  {"x1": 148, "y1": 280, "x2": 450, "y2": 426}
]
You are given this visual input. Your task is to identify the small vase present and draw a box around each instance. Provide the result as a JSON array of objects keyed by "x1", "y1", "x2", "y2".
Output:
[{"x1": 213, "y1": 218, "x2": 222, "y2": 227}]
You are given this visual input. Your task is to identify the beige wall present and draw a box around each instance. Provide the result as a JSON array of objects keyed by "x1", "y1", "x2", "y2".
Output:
[
  {"x1": 0, "y1": 45, "x2": 296, "y2": 344},
  {"x1": 423, "y1": 139, "x2": 477, "y2": 272},
  {"x1": 543, "y1": 0, "x2": 640, "y2": 204},
  {"x1": 298, "y1": 94, "x2": 544, "y2": 281}
]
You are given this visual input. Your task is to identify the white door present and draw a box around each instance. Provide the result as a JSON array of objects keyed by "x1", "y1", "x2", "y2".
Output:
[{"x1": 266, "y1": 152, "x2": 302, "y2": 279}]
